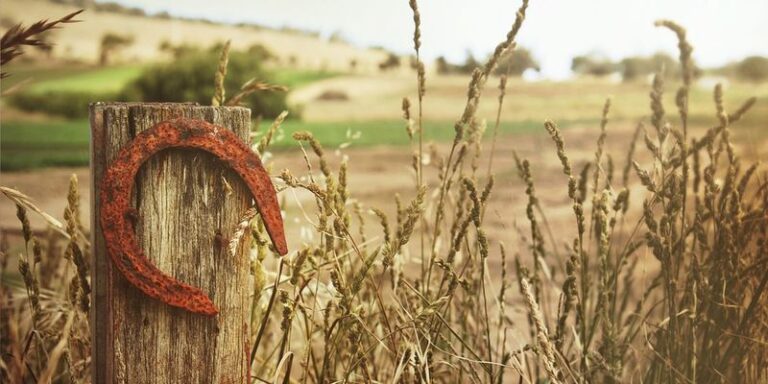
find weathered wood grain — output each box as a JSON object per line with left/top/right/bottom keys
{"left": 90, "top": 103, "right": 253, "bottom": 383}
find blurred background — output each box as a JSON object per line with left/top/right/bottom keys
{"left": 1, "top": 0, "right": 766, "bottom": 237}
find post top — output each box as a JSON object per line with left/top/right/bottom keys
{"left": 88, "top": 102, "right": 250, "bottom": 112}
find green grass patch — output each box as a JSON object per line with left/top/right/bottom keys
{"left": 257, "top": 119, "right": 558, "bottom": 149}
{"left": 2, "top": 65, "right": 328, "bottom": 95}
{"left": 27, "top": 65, "right": 144, "bottom": 94}
{"left": 2, "top": 65, "right": 144, "bottom": 119}
{"left": 1, "top": 120, "right": 91, "bottom": 171}
{"left": 6, "top": 107, "right": 764, "bottom": 172}
{"left": 1, "top": 64, "right": 144, "bottom": 94}
{"left": 1, "top": 65, "right": 94, "bottom": 91}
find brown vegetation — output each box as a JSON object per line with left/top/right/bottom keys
{"left": 1, "top": 1, "right": 767, "bottom": 383}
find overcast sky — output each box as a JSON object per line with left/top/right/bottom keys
{"left": 104, "top": 0, "right": 768, "bottom": 79}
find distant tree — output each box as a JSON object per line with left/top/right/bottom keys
{"left": 460, "top": 51, "right": 480, "bottom": 73}
{"left": 378, "top": 53, "right": 401, "bottom": 71}
{"left": 619, "top": 53, "right": 677, "bottom": 81}
{"left": 246, "top": 43, "right": 275, "bottom": 62}
{"left": 435, "top": 56, "right": 450, "bottom": 74}
{"left": 493, "top": 47, "right": 540, "bottom": 76}
{"left": 571, "top": 54, "right": 618, "bottom": 77}
{"left": 621, "top": 56, "right": 653, "bottom": 82}
{"left": 734, "top": 56, "right": 768, "bottom": 82}
{"left": 51, "top": 0, "right": 95, "bottom": 8}
{"left": 618, "top": 52, "right": 704, "bottom": 82}
{"left": 433, "top": 52, "right": 484, "bottom": 75}
{"left": 158, "top": 40, "right": 172, "bottom": 52}
{"left": 408, "top": 55, "right": 419, "bottom": 70}
{"left": 434, "top": 48, "right": 538, "bottom": 76}
{"left": 157, "top": 40, "right": 197, "bottom": 59}
{"left": 328, "top": 31, "right": 346, "bottom": 43}
{"left": 93, "top": 2, "right": 146, "bottom": 16}
{"left": 99, "top": 32, "right": 133, "bottom": 66}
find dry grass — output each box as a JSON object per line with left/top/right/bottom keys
{"left": 1, "top": 176, "right": 91, "bottom": 382}
{"left": 0, "top": 9, "right": 82, "bottom": 79}
{"left": 2, "top": 1, "right": 767, "bottom": 383}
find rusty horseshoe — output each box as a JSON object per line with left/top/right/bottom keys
{"left": 100, "top": 118, "right": 288, "bottom": 316}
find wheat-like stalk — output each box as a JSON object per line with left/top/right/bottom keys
{"left": 212, "top": 40, "right": 231, "bottom": 106}
{"left": 0, "top": 9, "right": 83, "bottom": 77}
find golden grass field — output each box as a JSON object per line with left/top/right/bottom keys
{"left": 2, "top": 1, "right": 768, "bottom": 382}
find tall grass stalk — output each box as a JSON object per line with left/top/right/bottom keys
{"left": 2, "top": 4, "right": 767, "bottom": 383}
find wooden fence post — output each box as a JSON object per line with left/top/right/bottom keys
{"left": 90, "top": 103, "right": 253, "bottom": 383}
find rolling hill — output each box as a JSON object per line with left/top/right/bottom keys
{"left": 1, "top": 0, "right": 389, "bottom": 73}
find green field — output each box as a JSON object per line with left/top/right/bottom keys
{"left": 1, "top": 64, "right": 144, "bottom": 93}
{"left": 0, "top": 118, "right": 561, "bottom": 171}
{"left": 1, "top": 120, "right": 91, "bottom": 171}
{"left": 2, "top": 64, "right": 765, "bottom": 171}
{"left": 26, "top": 66, "right": 145, "bottom": 94}
{"left": 1, "top": 63, "right": 334, "bottom": 94}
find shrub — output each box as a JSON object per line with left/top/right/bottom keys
{"left": 8, "top": 91, "right": 115, "bottom": 119}
{"left": 734, "top": 56, "right": 768, "bottom": 82}
{"left": 435, "top": 55, "right": 451, "bottom": 74}
{"left": 378, "top": 52, "right": 401, "bottom": 71}
{"left": 157, "top": 40, "right": 199, "bottom": 59}
{"left": 436, "top": 48, "right": 539, "bottom": 76}
{"left": 315, "top": 89, "right": 349, "bottom": 101}
{"left": 434, "top": 52, "right": 481, "bottom": 75}
{"left": 571, "top": 54, "right": 619, "bottom": 77}
{"left": 121, "top": 47, "right": 292, "bottom": 119}
{"left": 619, "top": 52, "right": 677, "bottom": 81}
{"left": 99, "top": 32, "right": 133, "bottom": 66}
{"left": 493, "top": 47, "right": 540, "bottom": 76}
